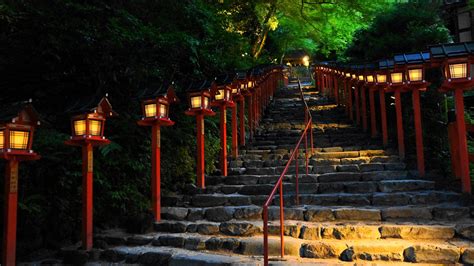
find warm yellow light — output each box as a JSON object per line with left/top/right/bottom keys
{"left": 10, "top": 130, "right": 29, "bottom": 150}
{"left": 248, "top": 81, "right": 253, "bottom": 88}
{"left": 191, "top": 96, "right": 201, "bottom": 109}
{"left": 89, "top": 120, "right": 102, "bottom": 136}
{"left": 74, "top": 120, "right": 86, "bottom": 135}
{"left": 352, "top": 74, "right": 356, "bottom": 79}
{"left": 144, "top": 103, "right": 157, "bottom": 117}
{"left": 366, "top": 75, "right": 374, "bottom": 83}
{"left": 232, "top": 88, "right": 238, "bottom": 94}
{"left": 346, "top": 73, "right": 350, "bottom": 78}
{"left": 376, "top": 74, "right": 387, "bottom": 83}
{"left": 302, "top": 56, "right": 310, "bottom": 67}
{"left": 408, "top": 69, "right": 423, "bottom": 82}
{"left": 158, "top": 104, "right": 167, "bottom": 117}
{"left": 203, "top": 96, "right": 209, "bottom": 108}
{"left": 449, "top": 63, "right": 467, "bottom": 79}
{"left": 240, "top": 83, "right": 246, "bottom": 89}
{"left": 358, "top": 75, "right": 364, "bottom": 81}
{"left": 0, "top": 130, "right": 4, "bottom": 149}
{"left": 215, "top": 89, "right": 225, "bottom": 100}
{"left": 391, "top": 73, "right": 403, "bottom": 83}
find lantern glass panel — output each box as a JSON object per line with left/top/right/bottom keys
{"left": 358, "top": 75, "right": 364, "bottom": 81}
{"left": 144, "top": 103, "right": 157, "bottom": 117}
{"left": 0, "top": 130, "right": 3, "bottom": 149}
{"left": 10, "top": 130, "right": 29, "bottom": 150}
{"left": 376, "top": 74, "right": 387, "bottom": 83}
{"left": 240, "top": 83, "right": 245, "bottom": 89}
{"left": 352, "top": 74, "right": 356, "bottom": 79}
{"left": 191, "top": 96, "right": 201, "bottom": 109}
{"left": 449, "top": 63, "right": 467, "bottom": 79}
{"left": 248, "top": 81, "right": 253, "bottom": 88}
{"left": 158, "top": 104, "right": 167, "bottom": 117}
{"left": 203, "top": 96, "right": 209, "bottom": 109}
{"left": 89, "top": 120, "right": 102, "bottom": 136}
{"left": 232, "top": 88, "right": 238, "bottom": 94}
{"left": 74, "top": 120, "right": 86, "bottom": 135}
{"left": 367, "top": 75, "right": 374, "bottom": 83}
{"left": 391, "top": 73, "right": 403, "bottom": 83}
{"left": 215, "top": 89, "right": 225, "bottom": 100}
{"left": 408, "top": 69, "right": 423, "bottom": 82}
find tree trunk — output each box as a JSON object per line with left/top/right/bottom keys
{"left": 252, "top": 1, "right": 277, "bottom": 59}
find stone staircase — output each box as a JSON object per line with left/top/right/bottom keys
{"left": 67, "top": 85, "right": 474, "bottom": 265}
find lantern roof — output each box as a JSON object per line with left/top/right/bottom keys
{"left": 378, "top": 59, "right": 394, "bottom": 69}
{"left": 214, "top": 73, "right": 236, "bottom": 86}
{"left": 137, "top": 81, "right": 179, "bottom": 104}
{"left": 394, "top": 52, "right": 430, "bottom": 65}
{"left": 186, "top": 79, "right": 212, "bottom": 93}
{"left": 0, "top": 99, "right": 40, "bottom": 125}
{"left": 235, "top": 71, "right": 247, "bottom": 80}
{"left": 430, "top": 41, "right": 474, "bottom": 58}
{"left": 364, "top": 63, "right": 376, "bottom": 70}
{"left": 65, "top": 93, "right": 117, "bottom": 117}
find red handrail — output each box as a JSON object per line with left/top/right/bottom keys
{"left": 262, "top": 80, "right": 313, "bottom": 265}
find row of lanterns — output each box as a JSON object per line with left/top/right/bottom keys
{"left": 314, "top": 41, "right": 474, "bottom": 196}
{"left": 0, "top": 65, "right": 284, "bottom": 265}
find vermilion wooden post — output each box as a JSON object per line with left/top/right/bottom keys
{"left": 82, "top": 142, "right": 93, "bottom": 250}
{"left": 334, "top": 76, "right": 339, "bottom": 105}
{"left": 349, "top": 83, "right": 354, "bottom": 121}
{"left": 394, "top": 89, "right": 405, "bottom": 159}
{"left": 454, "top": 88, "right": 471, "bottom": 193}
{"left": 361, "top": 86, "right": 368, "bottom": 132}
{"left": 196, "top": 114, "right": 205, "bottom": 188}
{"left": 448, "top": 122, "right": 461, "bottom": 178}
{"left": 412, "top": 89, "right": 425, "bottom": 177}
{"left": 239, "top": 98, "right": 245, "bottom": 146}
{"left": 369, "top": 88, "right": 377, "bottom": 138}
{"left": 219, "top": 106, "right": 228, "bottom": 176}
{"left": 379, "top": 89, "right": 388, "bottom": 146}
{"left": 247, "top": 94, "right": 254, "bottom": 140}
{"left": 344, "top": 80, "right": 349, "bottom": 116}
{"left": 231, "top": 104, "right": 238, "bottom": 158}
{"left": 151, "top": 125, "right": 161, "bottom": 220}
{"left": 3, "top": 160, "right": 19, "bottom": 266}
{"left": 355, "top": 85, "right": 360, "bottom": 125}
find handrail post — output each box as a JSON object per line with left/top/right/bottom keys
{"left": 263, "top": 206, "right": 269, "bottom": 266}
{"left": 279, "top": 181, "right": 284, "bottom": 258}
{"left": 305, "top": 129, "right": 309, "bottom": 177}
{"left": 295, "top": 149, "right": 299, "bottom": 205}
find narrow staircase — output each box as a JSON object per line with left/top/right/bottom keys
{"left": 88, "top": 84, "right": 474, "bottom": 265}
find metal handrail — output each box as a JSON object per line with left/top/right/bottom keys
{"left": 262, "top": 79, "right": 313, "bottom": 265}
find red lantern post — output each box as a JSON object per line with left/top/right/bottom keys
{"left": 0, "top": 101, "right": 40, "bottom": 266}
{"left": 387, "top": 70, "right": 407, "bottom": 159}
{"left": 137, "top": 85, "right": 178, "bottom": 222}
{"left": 394, "top": 52, "right": 431, "bottom": 177}
{"left": 430, "top": 42, "right": 474, "bottom": 193}
{"left": 211, "top": 75, "right": 235, "bottom": 176}
{"left": 65, "top": 96, "right": 116, "bottom": 250}
{"left": 185, "top": 82, "right": 215, "bottom": 188}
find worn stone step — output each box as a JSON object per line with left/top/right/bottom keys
{"left": 96, "top": 232, "right": 473, "bottom": 264}
{"left": 161, "top": 202, "right": 467, "bottom": 224}
{"left": 204, "top": 180, "right": 435, "bottom": 196}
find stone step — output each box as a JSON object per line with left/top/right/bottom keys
{"left": 95, "top": 232, "right": 474, "bottom": 264}
{"left": 164, "top": 190, "right": 460, "bottom": 208}
{"left": 204, "top": 180, "right": 434, "bottom": 196}
{"left": 161, "top": 202, "right": 467, "bottom": 223}
{"left": 213, "top": 171, "right": 411, "bottom": 186}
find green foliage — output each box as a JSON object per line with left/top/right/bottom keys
{"left": 345, "top": 2, "right": 452, "bottom": 61}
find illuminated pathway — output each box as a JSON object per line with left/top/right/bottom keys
{"left": 60, "top": 81, "right": 474, "bottom": 265}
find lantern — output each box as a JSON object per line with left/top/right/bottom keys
{"left": 376, "top": 74, "right": 387, "bottom": 84}
{"left": 188, "top": 90, "right": 211, "bottom": 110}
{"left": 366, "top": 74, "right": 374, "bottom": 84}
{"left": 137, "top": 84, "right": 178, "bottom": 222}
{"left": 0, "top": 100, "right": 40, "bottom": 266}
{"left": 389, "top": 71, "right": 405, "bottom": 85}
